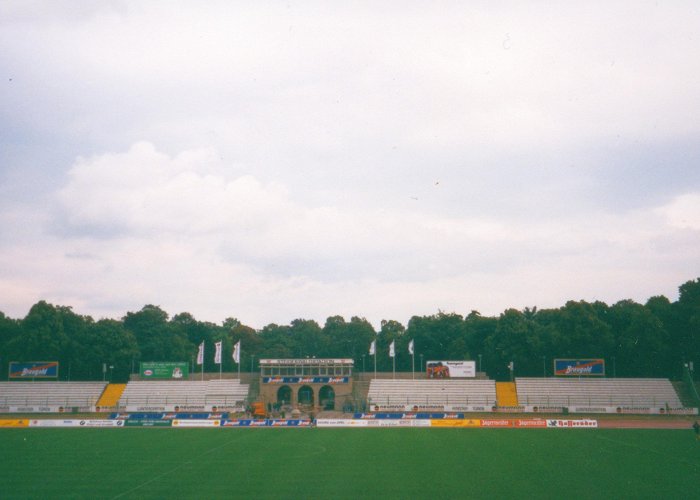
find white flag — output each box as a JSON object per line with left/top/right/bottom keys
{"left": 196, "top": 341, "right": 204, "bottom": 365}
{"left": 369, "top": 340, "right": 376, "bottom": 356}
{"left": 408, "top": 339, "right": 414, "bottom": 355}
{"left": 214, "top": 341, "right": 222, "bottom": 364}
{"left": 233, "top": 340, "right": 241, "bottom": 364}
{"left": 389, "top": 340, "right": 395, "bottom": 358}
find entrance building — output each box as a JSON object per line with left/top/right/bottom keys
{"left": 259, "top": 358, "right": 354, "bottom": 412}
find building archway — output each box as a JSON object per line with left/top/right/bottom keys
{"left": 297, "top": 385, "right": 314, "bottom": 406}
{"left": 319, "top": 385, "right": 335, "bottom": 410}
{"left": 277, "top": 385, "right": 292, "bottom": 405}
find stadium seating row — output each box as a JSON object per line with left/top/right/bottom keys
{"left": 367, "top": 379, "right": 497, "bottom": 406}
{"left": 515, "top": 377, "right": 683, "bottom": 407}
{"left": 0, "top": 381, "right": 107, "bottom": 408}
{"left": 117, "top": 379, "right": 250, "bottom": 407}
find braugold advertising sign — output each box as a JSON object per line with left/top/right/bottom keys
{"left": 426, "top": 361, "right": 476, "bottom": 378}
{"left": 554, "top": 359, "right": 605, "bottom": 376}
{"left": 9, "top": 361, "right": 59, "bottom": 379}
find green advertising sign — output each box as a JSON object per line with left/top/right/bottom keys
{"left": 140, "top": 362, "right": 189, "bottom": 380}
{"left": 124, "top": 420, "right": 173, "bottom": 427}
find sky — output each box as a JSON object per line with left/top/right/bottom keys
{"left": 1, "top": 1, "right": 699, "bottom": 329}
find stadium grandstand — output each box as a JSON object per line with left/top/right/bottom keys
{"left": 117, "top": 379, "right": 249, "bottom": 412}
{"left": 515, "top": 377, "right": 684, "bottom": 408}
{"left": 0, "top": 381, "right": 107, "bottom": 412}
{"left": 367, "top": 379, "right": 497, "bottom": 410}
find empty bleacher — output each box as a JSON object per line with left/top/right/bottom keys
{"left": 0, "top": 381, "right": 107, "bottom": 409}
{"left": 515, "top": 377, "right": 683, "bottom": 408}
{"left": 118, "top": 379, "right": 249, "bottom": 408}
{"left": 367, "top": 379, "right": 497, "bottom": 406}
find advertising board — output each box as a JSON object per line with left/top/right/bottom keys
{"left": 370, "top": 403, "right": 491, "bottom": 413}
{"left": 124, "top": 420, "right": 172, "bottom": 427}
{"left": 554, "top": 359, "right": 605, "bottom": 376}
{"left": 480, "top": 419, "right": 513, "bottom": 428}
{"left": 123, "top": 404, "right": 244, "bottom": 412}
{"left": 139, "top": 362, "right": 188, "bottom": 379}
{"left": 27, "top": 420, "right": 124, "bottom": 427}
{"left": 0, "top": 419, "right": 29, "bottom": 427}
{"left": 9, "top": 361, "right": 59, "bottom": 379}
{"left": 262, "top": 377, "right": 349, "bottom": 384}
{"left": 430, "top": 419, "right": 481, "bottom": 428}
{"left": 546, "top": 419, "right": 598, "bottom": 428}
{"left": 172, "top": 419, "right": 220, "bottom": 427}
{"left": 316, "top": 419, "right": 369, "bottom": 427}
{"left": 426, "top": 360, "right": 475, "bottom": 378}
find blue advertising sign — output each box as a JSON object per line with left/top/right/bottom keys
{"left": 262, "top": 376, "right": 349, "bottom": 384}
{"left": 9, "top": 361, "right": 59, "bottom": 379}
{"left": 554, "top": 359, "right": 605, "bottom": 376}
{"left": 221, "top": 419, "right": 311, "bottom": 427}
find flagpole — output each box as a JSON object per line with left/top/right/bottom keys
{"left": 374, "top": 351, "right": 377, "bottom": 380}
{"left": 412, "top": 352, "right": 415, "bottom": 380}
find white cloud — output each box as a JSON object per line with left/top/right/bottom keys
{"left": 2, "top": 2, "right": 700, "bottom": 326}
{"left": 658, "top": 193, "right": 700, "bottom": 230}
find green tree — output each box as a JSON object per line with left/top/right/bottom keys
{"left": 123, "top": 305, "right": 190, "bottom": 365}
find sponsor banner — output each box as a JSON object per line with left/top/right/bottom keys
{"left": 568, "top": 406, "right": 611, "bottom": 414}
{"left": 371, "top": 404, "right": 492, "bottom": 413}
{"left": 124, "top": 420, "right": 173, "bottom": 427}
{"left": 316, "top": 419, "right": 368, "bottom": 427}
{"left": 263, "top": 377, "right": 349, "bottom": 384}
{"left": 28, "top": 420, "right": 124, "bottom": 427}
{"left": 665, "top": 408, "right": 698, "bottom": 415}
{"left": 515, "top": 419, "right": 547, "bottom": 428}
{"left": 221, "top": 419, "right": 311, "bottom": 427}
{"left": 140, "top": 362, "right": 189, "bottom": 380}
{"left": 124, "top": 404, "right": 244, "bottom": 412}
{"left": 524, "top": 405, "right": 565, "bottom": 414}
{"left": 431, "top": 419, "right": 481, "bottom": 428}
{"left": 29, "top": 419, "right": 81, "bottom": 427}
{"left": 172, "top": 419, "right": 220, "bottom": 427}
{"left": 546, "top": 419, "right": 598, "bottom": 428}
{"left": 1, "top": 405, "right": 94, "bottom": 413}
{"left": 426, "top": 360, "right": 476, "bottom": 378}
{"left": 554, "top": 359, "right": 605, "bottom": 376}
{"left": 492, "top": 406, "right": 526, "bottom": 413}
{"left": 0, "top": 419, "right": 29, "bottom": 428}
{"left": 365, "top": 419, "right": 430, "bottom": 428}
{"left": 260, "top": 359, "right": 353, "bottom": 366}
{"left": 78, "top": 420, "right": 124, "bottom": 427}
{"left": 480, "top": 419, "right": 513, "bottom": 428}
{"left": 9, "top": 361, "right": 59, "bottom": 379}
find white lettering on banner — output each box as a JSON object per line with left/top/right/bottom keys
{"left": 21, "top": 367, "right": 49, "bottom": 376}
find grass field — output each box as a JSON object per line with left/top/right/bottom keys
{"left": 1, "top": 428, "right": 699, "bottom": 499}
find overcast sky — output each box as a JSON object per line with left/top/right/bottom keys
{"left": 1, "top": 1, "right": 699, "bottom": 328}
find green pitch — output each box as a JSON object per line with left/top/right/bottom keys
{"left": 1, "top": 428, "right": 699, "bottom": 499}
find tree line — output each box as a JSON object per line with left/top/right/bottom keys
{"left": 0, "top": 278, "right": 698, "bottom": 382}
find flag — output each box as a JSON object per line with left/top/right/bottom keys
{"left": 196, "top": 341, "right": 204, "bottom": 365}
{"left": 369, "top": 340, "right": 376, "bottom": 356}
{"left": 389, "top": 340, "right": 395, "bottom": 358}
{"left": 408, "top": 339, "right": 414, "bottom": 355}
{"left": 214, "top": 341, "right": 222, "bottom": 364}
{"left": 233, "top": 340, "right": 241, "bottom": 364}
